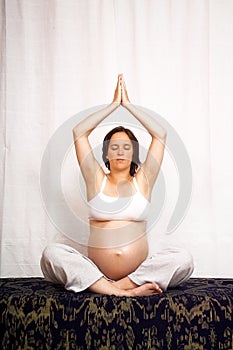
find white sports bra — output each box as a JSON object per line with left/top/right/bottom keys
{"left": 88, "top": 176, "right": 150, "bottom": 221}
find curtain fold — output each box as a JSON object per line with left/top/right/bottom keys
{"left": 0, "top": 0, "right": 232, "bottom": 277}
{"left": 0, "top": 0, "right": 6, "bottom": 268}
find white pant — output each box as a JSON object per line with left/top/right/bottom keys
{"left": 40, "top": 242, "right": 194, "bottom": 293}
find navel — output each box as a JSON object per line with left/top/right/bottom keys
{"left": 115, "top": 250, "right": 123, "bottom": 257}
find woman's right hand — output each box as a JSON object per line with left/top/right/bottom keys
{"left": 112, "top": 74, "right": 123, "bottom": 104}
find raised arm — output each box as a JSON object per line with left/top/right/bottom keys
{"left": 73, "top": 77, "right": 121, "bottom": 197}
{"left": 121, "top": 76, "right": 167, "bottom": 194}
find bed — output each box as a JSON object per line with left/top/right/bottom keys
{"left": 0, "top": 277, "right": 232, "bottom": 349}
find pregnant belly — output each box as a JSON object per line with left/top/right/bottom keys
{"left": 88, "top": 220, "right": 148, "bottom": 280}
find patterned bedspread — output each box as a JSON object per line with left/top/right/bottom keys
{"left": 0, "top": 278, "right": 233, "bottom": 349}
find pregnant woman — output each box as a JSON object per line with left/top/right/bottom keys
{"left": 41, "top": 75, "right": 193, "bottom": 296}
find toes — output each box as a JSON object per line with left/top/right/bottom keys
{"left": 151, "top": 283, "right": 163, "bottom": 293}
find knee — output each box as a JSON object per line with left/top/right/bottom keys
{"left": 176, "top": 247, "right": 194, "bottom": 277}
{"left": 41, "top": 244, "right": 56, "bottom": 262}
{"left": 41, "top": 243, "right": 65, "bottom": 265}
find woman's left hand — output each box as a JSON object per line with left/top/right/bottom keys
{"left": 121, "top": 75, "right": 131, "bottom": 105}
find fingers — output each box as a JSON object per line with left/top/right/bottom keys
{"left": 121, "top": 77, "right": 130, "bottom": 104}
{"left": 118, "top": 73, "right": 124, "bottom": 91}
{"left": 112, "top": 74, "right": 122, "bottom": 103}
{"left": 113, "top": 74, "right": 130, "bottom": 104}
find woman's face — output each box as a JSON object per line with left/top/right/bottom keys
{"left": 107, "top": 132, "right": 133, "bottom": 171}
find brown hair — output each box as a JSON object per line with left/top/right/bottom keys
{"left": 102, "top": 126, "right": 141, "bottom": 176}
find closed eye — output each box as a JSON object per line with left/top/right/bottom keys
{"left": 110, "top": 143, "right": 132, "bottom": 151}
{"left": 124, "top": 144, "right": 131, "bottom": 150}
{"left": 110, "top": 144, "right": 119, "bottom": 150}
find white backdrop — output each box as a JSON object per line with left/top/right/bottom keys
{"left": 0, "top": 0, "right": 232, "bottom": 278}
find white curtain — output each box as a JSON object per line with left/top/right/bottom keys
{"left": 0, "top": 0, "right": 232, "bottom": 278}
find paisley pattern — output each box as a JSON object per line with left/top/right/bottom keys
{"left": 0, "top": 278, "right": 233, "bottom": 349}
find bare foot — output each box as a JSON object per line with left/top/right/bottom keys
{"left": 113, "top": 277, "right": 163, "bottom": 295}
{"left": 127, "top": 283, "right": 163, "bottom": 296}
{"left": 88, "top": 277, "right": 130, "bottom": 297}
{"left": 113, "top": 276, "right": 138, "bottom": 290}
{"left": 88, "top": 278, "right": 163, "bottom": 297}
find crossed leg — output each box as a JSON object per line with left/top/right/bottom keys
{"left": 41, "top": 243, "right": 193, "bottom": 296}
{"left": 88, "top": 276, "right": 163, "bottom": 296}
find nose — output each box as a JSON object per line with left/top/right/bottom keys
{"left": 117, "top": 146, "right": 124, "bottom": 156}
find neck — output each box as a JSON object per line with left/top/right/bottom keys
{"left": 108, "top": 170, "right": 132, "bottom": 184}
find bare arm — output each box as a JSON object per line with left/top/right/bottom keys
{"left": 121, "top": 77, "right": 167, "bottom": 193}
{"left": 73, "top": 103, "right": 119, "bottom": 141}
{"left": 73, "top": 78, "right": 121, "bottom": 196}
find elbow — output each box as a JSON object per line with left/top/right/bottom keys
{"left": 72, "top": 127, "right": 78, "bottom": 140}
{"left": 163, "top": 130, "right": 167, "bottom": 141}
{"left": 159, "top": 129, "right": 167, "bottom": 143}
{"left": 72, "top": 126, "right": 91, "bottom": 140}
{"left": 72, "top": 126, "right": 83, "bottom": 141}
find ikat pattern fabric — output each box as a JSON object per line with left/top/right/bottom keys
{"left": 0, "top": 278, "right": 233, "bottom": 349}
